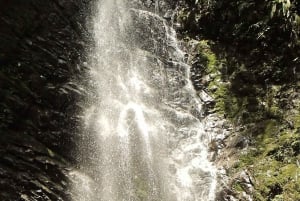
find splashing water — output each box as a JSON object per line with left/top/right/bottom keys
{"left": 71, "top": 0, "right": 218, "bottom": 200}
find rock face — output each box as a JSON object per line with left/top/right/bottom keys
{"left": 172, "top": 0, "right": 300, "bottom": 200}
{"left": 0, "top": 0, "right": 91, "bottom": 200}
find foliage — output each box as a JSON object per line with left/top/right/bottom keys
{"left": 180, "top": 1, "right": 300, "bottom": 199}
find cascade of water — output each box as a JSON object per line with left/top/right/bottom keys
{"left": 155, "top": 0, "right": 159, "bottom": 14}
{"left": 71, "top": 0, "right": 218, "bottom": 200}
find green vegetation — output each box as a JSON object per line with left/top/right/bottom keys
{"left": 234, "top": 120, "right": 300, "bottom": 200}
{"left": 179, "top": 0, "right": 300, "bottom": 197}
{"left": 196, "top": 40, "right": 217, "bottom": 74}
{"left": 201, "top": 43, "right": 300, "bottom": 199}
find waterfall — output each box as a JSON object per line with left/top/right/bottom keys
{"left": 71, "top": 0, "right": 218, "bottom": 200}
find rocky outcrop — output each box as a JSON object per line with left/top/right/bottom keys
{"left": 0, "top": 0, "right": 91, "bottom": 200}
{"left": 173, "top": 0, "right": 300, "bottom": 200}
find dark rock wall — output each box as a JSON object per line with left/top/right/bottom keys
{"left": 0, "top": 0, "right": 91, "bottom": 200}
{"left": 175, "top": 0, "right": 300, "bottom": 85}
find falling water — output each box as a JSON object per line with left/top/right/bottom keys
{"left": 71, "top": 0, "right": 218, "bottom": 200}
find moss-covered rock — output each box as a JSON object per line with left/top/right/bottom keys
{"left": 182, "top": 23, "right": 300, "bottom": 200}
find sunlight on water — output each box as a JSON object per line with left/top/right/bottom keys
{"left": 71, "top": 0, "right": 219, "bottom": 200}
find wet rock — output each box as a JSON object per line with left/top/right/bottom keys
{"left": 237, "top": 170, "right": 254, "bottom": 194}
{"left": 198, "top": 90, "right": 214, "bottom": 104}
{"left": 230, "top": 136, "right": 250, "bottom": 149}
{"left": 163, "top": 10, "right": 173, "bottom": 20}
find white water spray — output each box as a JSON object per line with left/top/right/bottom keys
{"left": 71, "top": 0, "right": 218, "bottom": 200}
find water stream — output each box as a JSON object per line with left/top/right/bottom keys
{"left": 71, "top": 0, "right": 218, "bottom": 200}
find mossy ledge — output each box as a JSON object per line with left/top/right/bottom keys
{"left": 175, "top": 0, "right": 300, "bottom": 199}
{"left": 185, "top": 38, "right": 300, "bottom": 200}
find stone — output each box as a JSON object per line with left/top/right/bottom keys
{"left": 0, "top": 0, "right": 91, "bottom": 199}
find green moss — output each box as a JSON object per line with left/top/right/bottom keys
{"left": 198, "top": 40, "right": 240, "bottom": 119}
{"left": 233, "top": 181, "right": 244, "bottom": 192}
{"left": 280, "top": 164, "right": 298, "bottom": 181}
{"left": 211, "top": 81, "right": 253, "bottom": 122}
{"left": 262, "top": 120, "right": 278, "bottom": 143}
{"left": 238, "top": 152, "right": 257, "bottom": 167}
{"left": 197, "top": 40, "right": 218, "bottom": 73}
{"left": 269, "top": 105, "right": 281, "bottom": 117}
{"left": 194, "top": 37, "right": 300, "bottom": 200}
{"left": 264, "top": 85, "right": 284, "bottom": 118}
{"left": 212, "top": 83, "right": 228, "bottom": 113}
{"left": 251, "top": 158, "right": 300, "bottom": 200}
{"left": 202, "top": 44, "right": 262, "bottom": 123}
{"left": 278, "top": 132, "right": 292, "bottom": 141}
{"left": 233, "top": 119, "right": 300, "bottom": 200}
{"left": 293, "top": 114, "right": 300, "bottom": 129}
